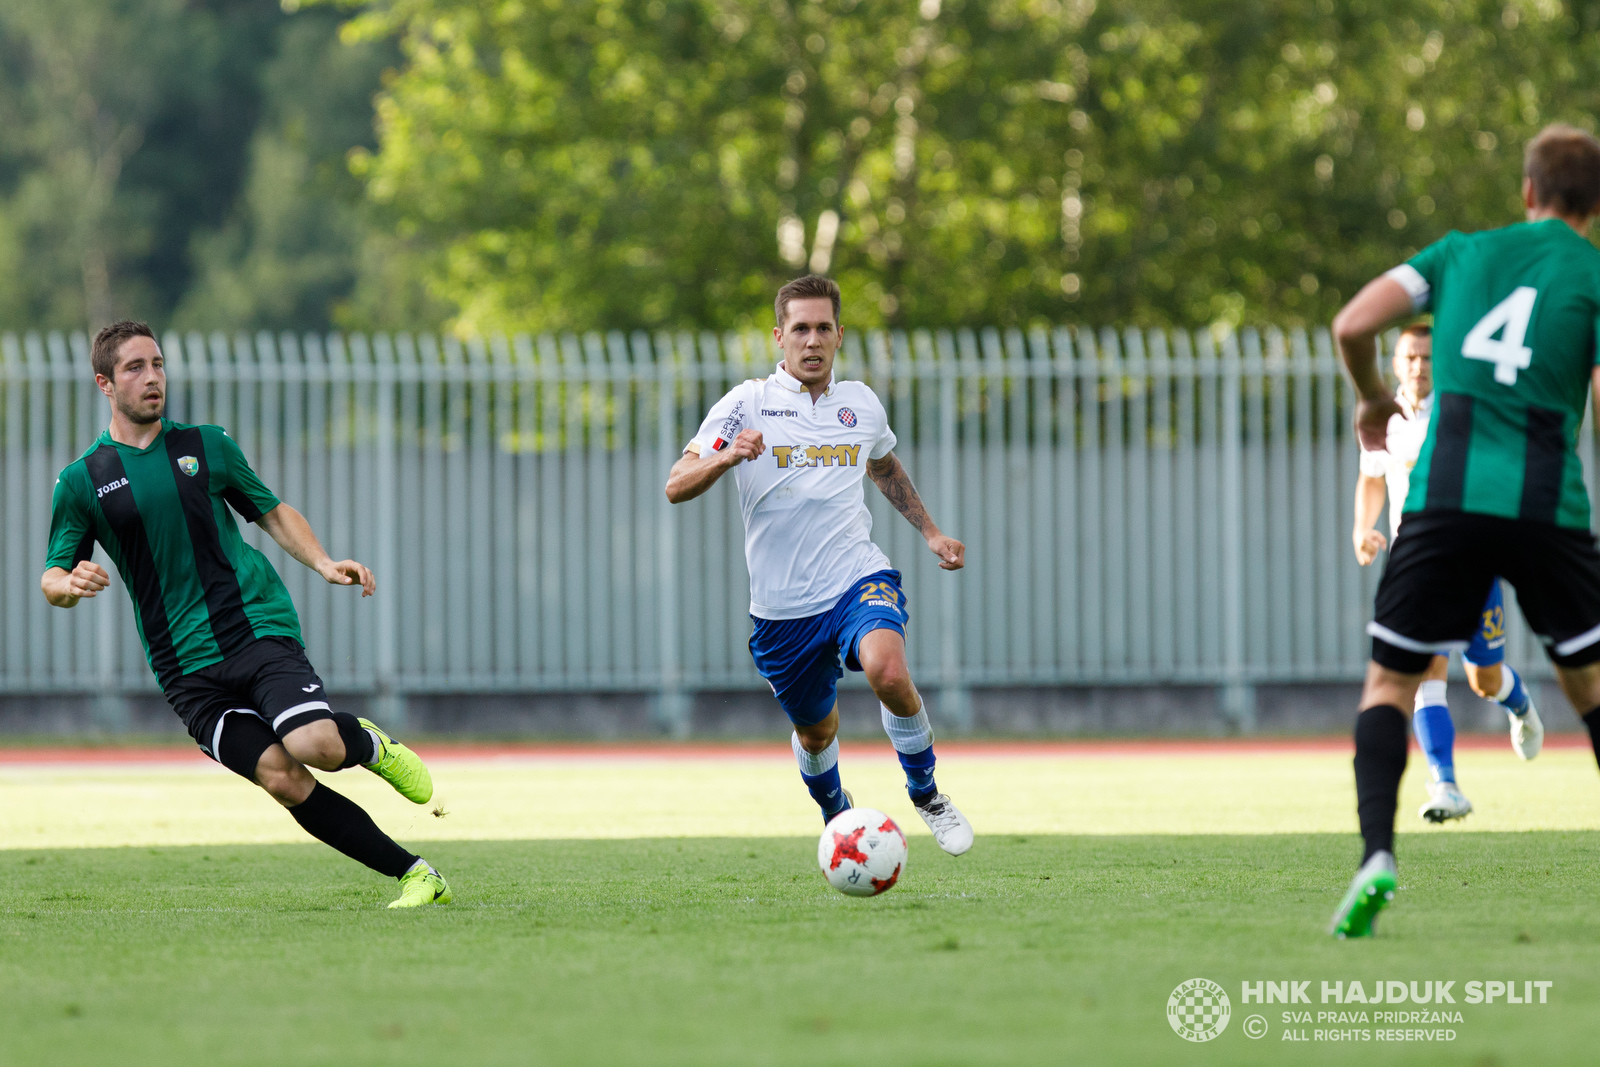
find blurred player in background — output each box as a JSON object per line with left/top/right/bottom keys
{"left": 1352, "top": 323, "right": 1543, "bottom": 825}
{"left": 665, "top": 275, "right": 974, "bottom": 855}
{"left": 1330, "top": 124, "right": 1600, "bottom": 937}
{"left": 42, "top": 321, "right": 451, "bottom": 909}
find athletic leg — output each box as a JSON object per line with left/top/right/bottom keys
{"left": 857, "top": 628, "right": 937, "bottom": 804}
{"left": 1411, "top": 655, "right": 1473, "bottom": 824}
{"left": 247, "top": 637, "right": 432, "bottom": 803}
{"left": 1461, "top": 579, "right": 1542, "bottom": 759}
{"left": 842, "top": 572, "right": 971, "bottom": 855}
{"left": 792, "top": 705, "right": 850, "bottom": 820}
{"left": 1410, "top": 655, "right": 1454, "bottom": 785}
{"left": 749, "top": 613, "right": 852, "bottom": 821}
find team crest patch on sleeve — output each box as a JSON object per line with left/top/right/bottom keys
{"left": 176, "top": 456, "right": 199, "bottom": 477}
{"left": 837, "top": 407, "right": 856, "bottom": 427}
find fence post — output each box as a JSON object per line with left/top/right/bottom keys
{"left": 935, "top": 332, "right": 971, "bottom": 732}
{"left": 371, "top": 333, "right": 404, "bottom": 730}
{"left": 1218, "top": 329, "right": 1256, "bottom": 731}
{"left": 653, "top": 335, "right": 690, "bottom": 737}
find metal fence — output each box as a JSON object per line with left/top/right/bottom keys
{"left": 0, "top": 326, "right": 1584, "bottom": 726}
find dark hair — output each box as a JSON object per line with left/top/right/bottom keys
{"left": 91, "top": 320, "right": 156, "bottom": 379}
{"left": 775, "top": 275, "right": 841, "bottom": 330}
{"left": 1399, "top": 323, "right": 1431, "bottom": 340}
{"left": 1524, "top": 124, "right": 1600, "bottom": 217}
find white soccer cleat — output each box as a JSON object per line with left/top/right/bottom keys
{"left": 916, "top": 794, "right": 974, "bottom": 856}
{"left": 1509, "top": 703, "right": 1544, "bottom": 761}
{"left": 1419, "top": 780, "right": 1473, "bottom": 824}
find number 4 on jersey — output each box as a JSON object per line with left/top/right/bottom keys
{"left": 1461, "top": 286, "right": 1538, "bottom": 385}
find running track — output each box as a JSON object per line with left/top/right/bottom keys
{"left": 0, "top": 734, "right": 1586, "bottom": 765}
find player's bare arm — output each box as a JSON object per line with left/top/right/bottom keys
{"left": 1352, "top": 473, "right": 1388, "bottom": 566}
{"left": 1333, "top": 276, "right": 1416, "bottom": 450}
{"left": 865, "top": 452, "right": 964, "bottom": 570}
{"left": 664, "top": 428, "right": 765, "bottom": 503}
{"left": 40, "top": 561, "right": 111, "bottom": 608}
{"left": 256, "top": 503, "right": 375, "bottom": 596}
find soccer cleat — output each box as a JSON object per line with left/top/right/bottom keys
{"left": 359, "top": 717, "right": 433, "bottom": 804}
{"left": 388, "top": 860, "right": 452, "bottom": 909}
{"left": 1419, "top": 780, "right": 1473, "bottom": 823}
{"left": 1510, "top": 702, "right": 1544, "bottom": 761}
{"left": 916, "top": 793, "right": 974, "bottom": 856}
{"left": 1329, "top": 850, "right": 1397, "bottom": 938}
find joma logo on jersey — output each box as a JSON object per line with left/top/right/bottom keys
{"left": 96, "top": 477, "right": 129, "bottom": 499}
{"left": 772, "top": 444, "right": 861, "bottom": 468}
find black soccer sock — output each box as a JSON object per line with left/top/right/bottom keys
{"left": 332, "top": 712, "right": 376, "bottom": 770}
{"left": 1582, "top": 708, "right": 1600, "bottom": 771}
{"left": 1353, "top": 704, "right": 1409, "bottom": 865}
{"left": 289, "top": 782, "right": 417, "bottom": 879}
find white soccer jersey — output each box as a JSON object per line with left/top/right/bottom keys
{"left": 1358, "top": 391, "right": 1433, "bottom": 539}
{"left": 686, "top": 362, "right": 898, "bottom": 619}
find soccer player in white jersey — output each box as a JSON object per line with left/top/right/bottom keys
{"left": 665, "top": 275, "right": 974, "bottom": 855}
{"left": 1353, "top": 323, "right": 1544, "bottom": 824}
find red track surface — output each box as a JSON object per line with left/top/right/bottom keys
{"left": 0, "top": 734, "right": 1586, "bottom": 764}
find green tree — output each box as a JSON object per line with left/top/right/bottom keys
{"left": 335, "top": 0, "right": 1600, "bottom": 334}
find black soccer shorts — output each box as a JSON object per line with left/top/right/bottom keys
{"left": 163, "top": 635, "right": 335, "bottom": 779}
{"left": 1369, "top": 511, "right": 1600, "bottom": 673}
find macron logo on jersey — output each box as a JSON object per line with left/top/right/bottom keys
{"left": 761, "top": 408, "right": 799, "bottom": 417}
{"left": 96, "top": 477, "right": 129, "bottom": 499}
{"left": 773, "top": 444, "right": 861, "bottom": 468}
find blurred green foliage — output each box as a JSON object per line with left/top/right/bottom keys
{"left": 6, "top": 0, "right": 1600, "bottom": 334}
{"left": 339, "top": 0, "right": 1600, "bottom": 334}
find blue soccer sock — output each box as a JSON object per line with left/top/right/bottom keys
{"left": 791, "top": 733, "right": 848, "bottom": 818}
{"left": 880, "top": 702, "right": 938, "bottom": 805}
{"left": 1411, "top": 679, "right": 1456, "bottom": 784}
{"left": 1494, "top": 666, "right": 1531, "bottom": 716}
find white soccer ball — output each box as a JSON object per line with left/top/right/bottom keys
{"left": 817, "top": 807, "right": 908, "bottom": 896}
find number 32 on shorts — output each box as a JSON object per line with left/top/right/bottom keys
{"left": 1462, "top": 286, "right": 1537, "bottom": 385}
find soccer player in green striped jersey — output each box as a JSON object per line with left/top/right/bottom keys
{"left": 41, "top": 321, "right": 450, "bottom": 909}
{"left": 1328, "top": 124, "right": 1600, "bottom": 938}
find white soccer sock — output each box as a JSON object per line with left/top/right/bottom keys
{"left": 1494, "top": 669, "right": 1516, "bottom": 703}
{"left": 792, "top": 732, "right": 839, "bottom": 776}
{"left": 1414, "top": 679, "right": 1448, "bottom": 711}
{"left": 364, "top": 728, "right": 383, "bottom": 766}
{"left": 881, "top": 702, "right": 934, "bottom": 754}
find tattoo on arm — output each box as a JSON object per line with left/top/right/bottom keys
{"left": 867, "top": 454, "right": 931, "bottom": 534}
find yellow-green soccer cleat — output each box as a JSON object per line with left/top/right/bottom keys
{"left": 1329, "top": 850, "right": 1398, "bottom": 939}
{"left": 359, "top": 717, "right": 433, "bottom": 804}
{"left": 388, "top": 860, "right": 452, "bottom": 909}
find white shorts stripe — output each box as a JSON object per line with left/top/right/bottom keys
{"left": 1554, "top": 622, "right": 1600, "bottom": 658}
{"left": 272, "top": 700, "right": 330, "bottom": 730}
{"left": 1366, "top": 621, "right": 1468, "bottom": 655}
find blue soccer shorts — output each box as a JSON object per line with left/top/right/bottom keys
{"left": 748, "top": 569, "right": 909, "bottom": 727}
{"left": 1463, "top": 578, "right": 1507, "bottom": 667}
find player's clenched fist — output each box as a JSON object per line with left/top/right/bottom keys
{"left": 64, "top": 561, "right": 110, "bottom": 598}
{"left": 1353, "top": 528, "right": 1387, "bottom": 567}
{"left": 721, "top": 428, "right": 765, "bottom": 465}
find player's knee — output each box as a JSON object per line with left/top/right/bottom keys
{"left": 795, "top": 721, "right": 837, "bottom": 753}
{"left": 281, "top": 719, "right": 345, "bottom": 772}
{"left": 256, "top": 757, "right": 316, "bottom": 807}
{"left": 1466, "top": 664, "right": 1502, "bottom": 700}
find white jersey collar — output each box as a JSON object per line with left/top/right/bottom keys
{"left": 1399, "top": 390, "right": 1433, "bottom": 420}
{"left": 772, "top": 361, "right": 835, "bottom": 398}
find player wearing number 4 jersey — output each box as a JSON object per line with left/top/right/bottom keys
{"left": 1352, "top": 324, "right": 1542, "bottom": 826}
{"left": 665, "top": 275, "right": 973, "bottom": 856}
{"left": 42, "top": 321, "right": 449, "bottom": 909}
{"left": 1329, "top": 124, "right": 1600, "bottom": 938}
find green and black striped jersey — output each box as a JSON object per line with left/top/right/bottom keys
{"left": 1387, "top": 219, "right": 1600, "bottom": 529}
{"left": 45, "top": 420, "right": 302, "bottom": 687}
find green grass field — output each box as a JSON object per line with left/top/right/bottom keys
{"left": 3, "top": 745, "right": 1599, "bottom": 1065}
